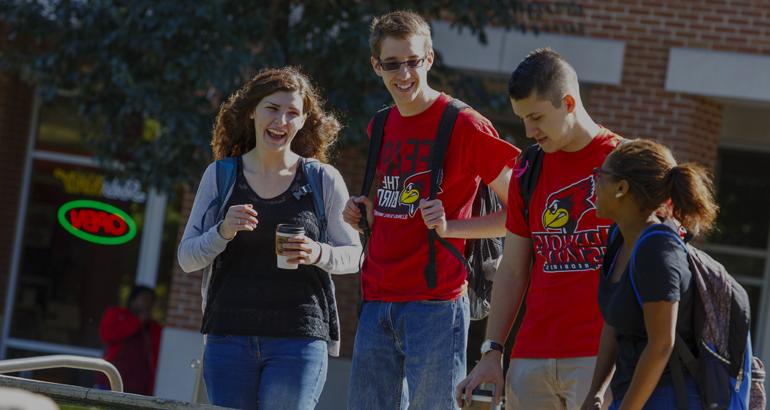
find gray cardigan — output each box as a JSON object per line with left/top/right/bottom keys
{"left": 177, "top": 159, "right": 362, "bottom": 356}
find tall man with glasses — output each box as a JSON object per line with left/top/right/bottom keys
{"left": 342, "top": 10, "right": 519, "bottom": 410}
{"left": 456, "top": 48, "right": 623, "bottom": 410}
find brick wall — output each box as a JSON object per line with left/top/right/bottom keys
{"left": 0, "top": 74, "right": 32, "bottom": 313}
{"left": 328, "top": 146, "right": 366, "bottom": 358}
{"left": 166, "top": 188, "right": 203, "bottom": 330}
{"left": 578, "top": 0, "right": 769, "bottom": 167}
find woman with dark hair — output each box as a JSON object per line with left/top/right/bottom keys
{"left": 178, "top": 67, "right": 361, "bottom": 409}
{"left": 581, "top": 138, "right": 718, "bottom": 409}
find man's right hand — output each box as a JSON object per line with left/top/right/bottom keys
{"left": 455, "top": 351, "right": 505, "bottom": 408}
{"left": 343, "top": 196, "right": 373, "bottom": 233}
{"left": 580, "top": 394, "right": 603, "bottom": 410}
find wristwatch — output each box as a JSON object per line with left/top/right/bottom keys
{"left": 480, "top": 339, "right": 504, "bottom": 355}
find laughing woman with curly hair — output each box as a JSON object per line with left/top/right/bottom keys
{"left": 178, "top": 67, "right": 361, "bottom": 410}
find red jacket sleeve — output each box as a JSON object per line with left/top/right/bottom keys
{"left": 99, "top": 307, "right": 142, "bottom": 344}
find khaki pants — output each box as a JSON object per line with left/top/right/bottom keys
{"left": 505, "top": 357, "right": 610, "bottom": 410}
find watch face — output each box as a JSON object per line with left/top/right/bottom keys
{"left": 481, "top": 340, "right": 501, "bottom": 354}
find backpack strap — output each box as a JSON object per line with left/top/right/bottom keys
{"left": 355, "top": 106, "right": 391, "bottom": 316}
{"left": 516, "top": 144, "right": 544, "bottom": 222}
{"left": 667, "top": 332, "right": 699, "bottom": 410}
{"left": 215, "top": 157, "right": 238, "bottom": 212}
{"left": 627, "top": 226, "right": 686, "bottom": 307}
{"left": 668, "top": 345, "right": 690, "bottom": 410}
{"left": 627, "top": 225, "right": 692, "bottom": 410}
{"left": 302, "top": 158, "right": 328, "bottom": 243}
{"left": 425, "top": 99, "right": 469, "bottom": 289}
{"left": 608, "top": 224, "right": 620, "bottom": 244}
{"left": 358, "top": 106, "right": 391, "bottom": 237}
{"left": 195, "top": 157, "right": 237, "bottom": 234}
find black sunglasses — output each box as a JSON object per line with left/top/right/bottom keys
{"left": 592, "top": 167, "right": 618, "bottom": 180}
{"left": 377, "top": 57, "right": 426, "bottom": 72}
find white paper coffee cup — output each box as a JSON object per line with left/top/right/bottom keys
{"left": 275, "top": 224, "right": 304, "bottom": 269}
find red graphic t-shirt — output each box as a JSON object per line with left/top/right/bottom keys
{"left": 506, "top": 130, "right": 622, "bottom": 358}
{"left": 362, "top": 94, "right": 520, "bottom": 302}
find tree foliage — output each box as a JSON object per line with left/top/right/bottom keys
{"left": 1, "top": 0, "right": 565, "bottom": 191}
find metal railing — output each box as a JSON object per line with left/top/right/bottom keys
{"left": 0, "top": 354, "right": 123, "bottom": 392}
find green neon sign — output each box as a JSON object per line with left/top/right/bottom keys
{"left": 57, "top": 199, "right": 137, "bottom": 245}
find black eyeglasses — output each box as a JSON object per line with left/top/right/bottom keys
{"left": 377, "top": 57, "right": 426, "bottom": 72}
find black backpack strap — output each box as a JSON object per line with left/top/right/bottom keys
{"left": 425, "top": 99, "right": 469, "bottom": 289}
{"left": 359, "top": 106, "right": 391, "bottom": 237}
{"left": 517, "top": 144, "right": 544, "bottom": 222}
{"left": 668, "top": 344, "right": 689, "bottom": 410}
{"left": 356, "top": 107, "right": 390, "bottom": 316}
{"left": 668, "top": 333, "right": 699, "bottom": 410}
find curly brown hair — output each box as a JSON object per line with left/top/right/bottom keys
{"left": 211, "top": 67, "right": 340, "bottom": 162}
{"left": 605, "top": 138, "right": 719, "bottom": 236}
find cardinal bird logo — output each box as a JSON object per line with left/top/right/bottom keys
{"left": 399, "top": 170, "right": 442, "bottom": 217}
{"left": 541, "top": 176, "right": 596, "bottom": 234}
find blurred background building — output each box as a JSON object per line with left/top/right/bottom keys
{"left": 1, "top": 1, "right": 769, "bottom": 406}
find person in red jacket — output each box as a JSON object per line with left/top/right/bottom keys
{"left": 96, "top": 285, "right": 162, "bottom": 395}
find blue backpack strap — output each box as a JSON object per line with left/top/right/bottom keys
{"left": 302, "top": 158, "right": 328, "bottom": 243}
{"left": 194, "top": 157, "right": 237, "bottom": 234}
{"left": 626, "top": 225, "right": 692, "bottom": 410}
{"left": 628, "top": 225, "right": 687, "bottom": 307}
{"left": 608, "top": 223, "right": 620, "bottom": 244}
{"left": 215, "top": 157, "right": 238, "bottom": 215}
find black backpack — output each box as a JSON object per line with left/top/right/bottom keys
{"left": 359, "top": 99, "right": 543, "bottom": 320}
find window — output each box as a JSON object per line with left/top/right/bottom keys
{"left": 704, "top": 147, "right": 770, "bottom": 338}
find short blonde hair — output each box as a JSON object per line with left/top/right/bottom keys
{"left": 369, "top": 10, "right": 432, "bottom": 59}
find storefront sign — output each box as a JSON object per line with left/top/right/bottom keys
{"left": 53, "top": 168, "right": 146, "bottom": 203}
{"left": 57, "top": 200, "right": 137, "bottom": 245}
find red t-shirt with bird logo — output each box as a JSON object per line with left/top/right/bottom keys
{"left": 506, "top": 129, "right": 622, "bottom": 359}
{"left": 362, "top": 94, "right": 520, "bottom": 302}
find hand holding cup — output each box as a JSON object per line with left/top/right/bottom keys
{"left": 281, "top": 234, "right": 322, "bottom": 266}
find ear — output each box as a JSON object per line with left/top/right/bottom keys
{"left": 563, "top": 94, "right": 576, "bottom": 113}
{"left": 424, "top": 49, "right": 435, "bottom": 71}
{"left": 371, "top": 56, "right": 383, "bottom": 78}
{"left": 616, "top": 179, "right": 630, "bottom": 198}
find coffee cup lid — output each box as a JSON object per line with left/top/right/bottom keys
{"left": 276, "top": 224, "right": 305, "bottom": 234}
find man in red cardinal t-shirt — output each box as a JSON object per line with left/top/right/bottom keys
{"left": 457, "top": 49, "right": 623, "bottom": 410}
{"left": 342, "top": 11, "right": 519, "bottom": 410}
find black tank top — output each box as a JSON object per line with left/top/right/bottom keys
{"left": 201, "top": 157, "right": 330, "bottom": 340}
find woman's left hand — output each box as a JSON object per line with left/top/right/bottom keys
{"left": 282, "top": 235, "right": 322, "bottom": 265}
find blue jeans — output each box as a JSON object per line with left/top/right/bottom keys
{"left": 348, "top": 294, "right": 470, "bottom": 410}
{"left": 609, "top": 377, "right": 700, "bottom": 409}
{"left": 203, "top": 335, "right": 328, "bottom": 410}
